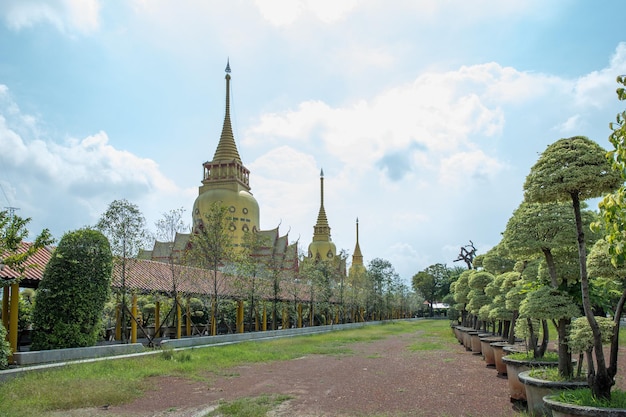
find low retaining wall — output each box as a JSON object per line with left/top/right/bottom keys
{"left": 160, "top": 321, "right": 370, "bottom": 350}
{"left": 13, "top": 343, "right": 145, "bottom": 366}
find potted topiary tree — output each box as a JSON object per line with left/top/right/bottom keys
{"left": 522, "top": 121, "right": 623, "bottom": 413}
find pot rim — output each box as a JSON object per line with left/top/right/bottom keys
{"left": 543, "top": 395, "right": 626, "bottom": 416}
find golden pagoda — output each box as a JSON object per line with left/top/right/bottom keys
{"left": 307, "top": 169, "right": 337, "bottom": 261}
{"left": 192, "top": 60, "right": 260, "bottom": 247}
{"left": 348, "top": 218, "right": 366, "bottom": 278}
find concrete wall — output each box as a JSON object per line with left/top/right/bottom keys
{"left": 160, "top": 321, "right": 370, "bottom": 350}
{"left": 13, "top": 343, "right": 145, "bottom": 366}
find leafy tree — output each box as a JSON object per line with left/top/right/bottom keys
{"left": 153, "top": 208, "right": 190, "bottom": 339}
{"left": 524, "top": 135, "right": 621, "bottom": 399}
{"left": 0, "top": 210, "right": 53, "bottom": 362}
{"left": 233, "top": 230, "right": 270, "bottom": 331}
{"left": 412, "top": 263, "right": 450, "bottom": 317}
{"left": 479, "top": 243, "right": 515, "bottom": 276}
{"left": 185, "top": 202, "right": 235, "bottom": 335}
{"left": 466, "top": 270, "right": 494, "bottom": 330}
{"left": 0, "top": 210, "right": 53, "bottom": 276}
{"left": 96, "top": 199, "right": 151, "bottom": 343}
{"left": 366, "top": 258, "right": 399, "bottom": 320}
{"left": 31, "top": 228, "right": 112, "bottom": 350}
{"left": 502, "top": 201, "right": 598, "bottom": 376}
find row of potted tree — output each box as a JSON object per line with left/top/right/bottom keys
{"left": 449, "top": 76, "right": 626, "bottom": 416}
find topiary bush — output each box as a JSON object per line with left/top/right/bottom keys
{"left": 31, "top": 228, "right": 112, "bottom": 350}
{"left": 0, "top": 322, "right": 10, "bottom": 369}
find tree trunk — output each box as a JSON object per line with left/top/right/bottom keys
{"left": 557, "top": 318, "right": 573, "bottom": 378}
{"left": 572, "top": 192, "right": 612, "bottom": 400}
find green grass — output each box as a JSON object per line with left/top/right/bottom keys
{"left": 0, "top": 319, "right": 452, "bottom": 417}
{"left": 205, "top": 394, "right": 292, "bottom": 417}
{"left": 554, "top": 388, "right": 626, "bottom": 409}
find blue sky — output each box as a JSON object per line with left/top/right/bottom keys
{"left": 1, "top": 0, "right": 625, "bottom": 282}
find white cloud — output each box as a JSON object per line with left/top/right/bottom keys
{"left": 0, "top": 0, "right": 100, "bottom": 33}
{"left": 254, "top": 0, "right": 358, "bottom": 26}
{"left": 0, "top": 86, "right": 191, "bottom": 239}
{"left": 573, "top": 42, "right": 626, "bottom": 108}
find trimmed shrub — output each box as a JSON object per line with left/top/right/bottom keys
{"left": 0, "top": 322, "right": 10, "bottom": 368}
{"left": 31, "top": 228, "right": 112, "bottom": 350}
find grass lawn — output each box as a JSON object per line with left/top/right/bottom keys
{"left": 0, "top": 319, "right": 453, "bottom": 417}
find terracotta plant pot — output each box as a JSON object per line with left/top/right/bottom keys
{"left": 502, "top": 355, "right": 559, "bottom": 403}
{"left": 543, "top": 395, "right": 626, "bottom": 417}
{"left": 491, "top": 342, "right": 511, "bottom": 376}
{"left": 480, "top": 336, "right": 504, "bottom": 368}
{"left": 518, "top": 370, "right": 587, "bottom": 417}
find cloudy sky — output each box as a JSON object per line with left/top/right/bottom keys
{"left": 1, "top": 1, "right": 625, "bottom": 282}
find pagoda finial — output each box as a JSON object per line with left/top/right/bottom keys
{"left": 212, "top": 59, "right": 241, "bottom": 162}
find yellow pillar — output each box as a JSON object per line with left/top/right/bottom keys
{"left": 186, "top": 299, "right": 191, "bottom": 337}
{"left": 210, "top": 303, "right": 216, "bottom": 336}
{"left": 8, "top": 283, "right": 19, "bottom": 361}
{"left": 262, "top": 305, "right": 267, "bottom": 331}
{"left": 176, "top": 299, "right": 182, "bottom": 339}
{"left": 115, "top": 304, "right": 121, "bottom": 341}
{"left": 154, "top": 301, "right": 161, "bottom": 338}
{"left": 297, "top": 303, "right": 302, "bottom": 328}
{"left": 130, "top": 294, "right": 137, "bottom": 344}
{"left": 2, "top": 285, "right": 9, "bottom": 331}
{"left": 310, "top": 303, "right": 314, "bottom": 327}
{"left": 335, "top": 309, "right": 339, "bottom": 325}
{"left": 282, "top": 305, "right": 288, "bottom": 329}
{"left": 254, "top": 307, "right": 259, "bottom": 331}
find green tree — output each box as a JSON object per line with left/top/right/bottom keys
{"left": 233, "top": 230, "right": 270, "bottom": 331}
{"left": 524, "top": 135, "right": 621, "bottom": 399}
{"left": 412, "top": 263, "right": 450, "bottom": 317}
{"left": 31, "top": 228, "right": 112, "bottom": 350}
{"left": 0, "top": 210, "right": 53, "bottom": 278}
{"left": 96, "top": 199, "right": 151, "bottom": 343}
{"left": 367, "top": 258, "right": 399, "bottom": 320}
{"left": 502, "top": 201, "right": 598, "bottom": 376}
{"left": 185, "top": 202, "right": 235, "bottom": 335}
{"left": 153, "top": 207, "right": 190, "bottom": 339}
{"left": 0, "top": 210, "right": 53, "bottom": 363}
{"left": 589, "top": 75, "right": 626, "bottom": 400}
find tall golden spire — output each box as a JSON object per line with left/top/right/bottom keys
{"left": 313, "top": 169, "right": 331, "bottom": 241}
{"left": 213, "top": 59, "right": 242, "bottom": 162}
{"left": 352, "top": 217, "right": 363, "bottom": 265}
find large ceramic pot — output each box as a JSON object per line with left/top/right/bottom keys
{"left": 469, "top": 332, "right": 492, "bottom": 354}
{"left": 464, "top": 330, "right": 478, "bottom": 351}
{"left": 491, "top": 342, "right": 512, "bottom": 376}
{"left": 518, "top": 370, "right": 587, "bottom": 417}
{"left": 480, "top": 336, "right": 504, "bottom": 368}
{"left": 543, "top": 395, "right": 626, "bottom": 417}
{"left": 502, "top": 355, "right": 559, "bottom": 402}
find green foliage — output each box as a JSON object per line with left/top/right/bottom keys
{"left": 518, "top": 286, "right": 580, "bottom": 321}
{"left": 0, "top": 322, "right": 10, "bottom": 369}
{"left": 523, "top": 136, "right": 621, "bottom": 204}
{"left": 0, "top": 210, "right": 54, "bottom": 281}
{"left": 554, "top": 388, "right": 626, "bottom": 409}
{"left": 596, "top": 76, "right": 626, "bottom": 267}
{"left": 96, "top": 199, "right": 151, "bottom": 258}
{"left": 31, "top": 228, "right": 113, "bottom": 350}
{"left": 568, "top": 316, "right": 614, "bottom": 355}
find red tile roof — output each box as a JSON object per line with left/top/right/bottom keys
{"left": 1, "top": 242, "right": 54, "bottom": 286}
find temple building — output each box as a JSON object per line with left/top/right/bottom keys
{"left": 140, "top": 62, "right": 297, "bottom": 272}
